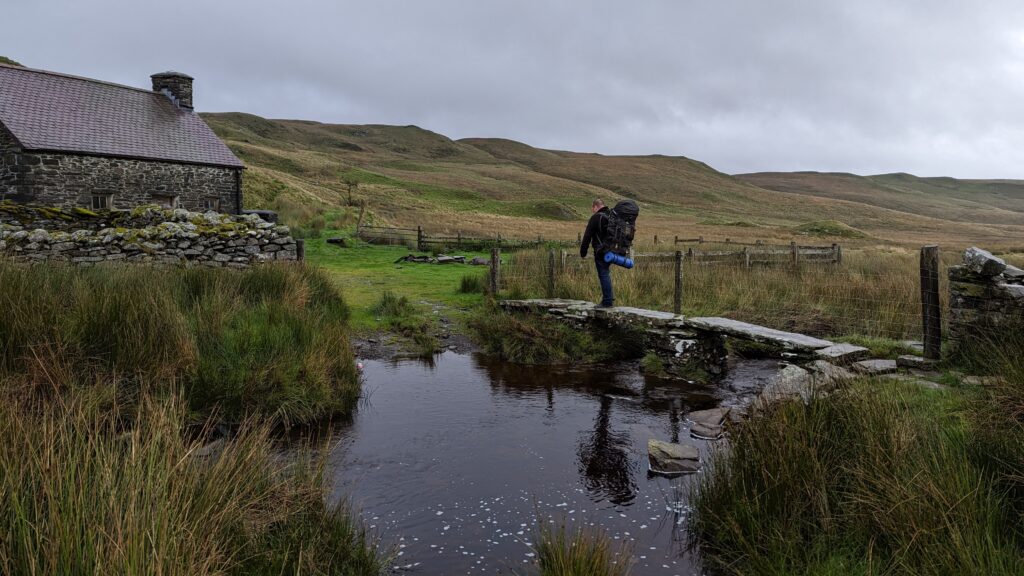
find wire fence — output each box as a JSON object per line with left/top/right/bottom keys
{"left": 356, "top": 225, "right": 576, "bottom": 252}
{"left": 494, "top": 247, "right": 959, "bottom": 342}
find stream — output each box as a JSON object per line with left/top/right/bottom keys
{"left": 327, "top": 352, "right": 781, "bottom": 575}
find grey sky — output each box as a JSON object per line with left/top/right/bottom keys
{"left": 6, "top": 0, "right": 1024, "bottom": 178}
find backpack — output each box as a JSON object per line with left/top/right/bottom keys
{"left": 603, "top": 200, "right": 639, "bottom": 255}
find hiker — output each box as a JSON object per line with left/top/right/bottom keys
{"left": 580, "top": 199, "right": 614, "bottom": 307}
{"left": 580, "top": 198, "right": 640, "bottom": 308}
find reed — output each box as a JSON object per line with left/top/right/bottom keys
{"left": 690, "top": 331, "right": 1024, "bottom": 575}
{"left": 533, "top": 518, "right": 633, "bottom": 576}
{"left": 0, "top": 392, "right": 384, "bottom": 576}
{"left": 0, "top": 261, "right": 358, "bottom": 426}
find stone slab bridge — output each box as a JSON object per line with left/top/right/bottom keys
{"left": 498, "top": 299, "right": 861, "bottom": 378}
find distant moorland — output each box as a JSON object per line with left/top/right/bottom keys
{"left": 203, "top": 112, "right": 1024, "bottom": 250}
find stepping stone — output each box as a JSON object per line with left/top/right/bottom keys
{"left": 887, "top": 373, "right": 947, "bottom": 390}
{"left": 815, "top": 343, "right": 870, "bottom": 365}
{"left": 687, "top": 407, "right": 730, "bottom": 440}
{"left": 896, "top": 355, "right": 936, "bottom": 369}
{"left": 647, "top": 439, "right": 700, "bottom": 475}
{"left": 684, "top": 317, "right": 833, "bottom": 351}
{"left": 852, "top": 359, "right": 898, "bottom": 376}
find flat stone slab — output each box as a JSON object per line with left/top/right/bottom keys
{"left": 1004, "top": 264, "right": 1024, "bottom": 279}
{"left": 815, "top": 343, "right": 870, "bottom": 364}
{"left": 648, "top": 439, "right": 700, "bottom": 475}
{"left": 687, "top": 407, "right": 730, "bottom": 440}
{"left": 896, "top": 355, "right": 936, "bottom": 369}
{"left": 595, "top": 306, "right": 681, "bottom": 325}
{"left": 685, "top": 317, "right": 833, "bottom": 351}
{"left": 852, "top": 359, "right": 898, "bottom": 375}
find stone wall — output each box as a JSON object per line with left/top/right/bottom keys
{"left": 0, "top": 203, "right": 297, "bottom": 267}
{"left": 1, "top": 149, "right": 241, "bottom": 214}
{"left": 0, "top": 125, "right": 20, "bottom": 198}
{"left": 948, "top": 247, "right": 1024, "bottom": 353}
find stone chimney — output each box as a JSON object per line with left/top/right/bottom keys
{"left": 151, "top": 71, "right": 194, "bottom": 110}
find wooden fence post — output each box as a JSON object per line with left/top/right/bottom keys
{"left": 674, "top": 235, "right": 679, "bottom": 244}
{"left": 698, "top": 236, "right": 704, "bottom": 244}
{"left": 834, "top": 243, "right": 843, "bottom": 265}
{"left": 560, "top": 250, "right": 567, "bottom": 272}
{"left": 920, "top": 245, "right": 942, "bottom": 360}
{"left": 356, "top": 203, "right": 365, "bottom": 235}
{"left": 296, "top": 239, "right": 305, "bottom": 262}
{"left": 457, "top": 231, "right": 462, "bottom": 248}
{"left": 743, "top": 246, "right": 750, "bottom": 268}
{"left": 674, "top": 250, "right": 683, "bottom": 315}
{"left": 416, "top": 226, "right": 424, "bottom": 252}
{"left": 790, "top": 241, "right": 799, "bottom": 267}
{"left": 654, "top": 234, "right": 659, "bottom": 245}
{"left": 547, "top": 249, "right": 556, "bottom": 298}
{"left": 490, "top": 247, "right": 501, "bottom": 296}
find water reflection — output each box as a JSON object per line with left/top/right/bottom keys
{"left": 577, "top": 395, "right": 638, "bottom": 505}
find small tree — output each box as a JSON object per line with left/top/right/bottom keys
{"left": 342, "top": 178, "right": 359, "bottom": 206}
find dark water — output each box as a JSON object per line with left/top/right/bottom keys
{"left": 327, "top": 352, "right": 779, "bottom": 575}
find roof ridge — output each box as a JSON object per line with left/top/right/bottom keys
{"left": 0, "top": 62, "right": 163, "bottom": 98}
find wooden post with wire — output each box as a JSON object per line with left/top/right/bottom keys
{"left": 920, "top": 245, "right": 942, "bottom": 360}
{"left": 790, "top": 241, "right": 799, "bottom": 267}
{"left": 416, "top": 226, "right": 424, "bottom": 252}
{"left": 674, "top": 250, "right": 683, "bottom": 315}
{"left": 743, "top": 246, "right": 751, "bottom": 268}
{"left": 296, "top": 239, "right": 305, "bottom": 262}
{"left": 490, "top": 247, "right": 501, "bottom": 296}
{"left": 547, "top": 249, "right": 556, "bottom": 298}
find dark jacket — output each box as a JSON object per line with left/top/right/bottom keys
{"left": 580, "top": 206, "right": 609, "bottom": 258}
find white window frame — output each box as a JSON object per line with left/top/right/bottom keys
{"left": 90, "top": 194, "right": 111, "bottom": 210}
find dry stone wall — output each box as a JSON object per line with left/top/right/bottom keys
{"left": 0, "top": 203, "right": 297, "bottom": 267}
{"left": 948, "top": 247, "right": 1024, "bottom": 353}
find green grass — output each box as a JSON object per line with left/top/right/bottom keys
{"left": 0, "top": 261, "right": 358, "bottom": 426}
{"left": 793, "top": 219, "right": 867, "bottom": 238}
{"left": 370, "top": 291, "right": 439, "bottom": 357}
{"left": 690, "top": 331, "right": 1024, "bottom": 575}
{"left": 834, "top": 334, "right": 922, "bottom": 359}
{"left": 0, "top": 56, "right": 22, "bottom": 67}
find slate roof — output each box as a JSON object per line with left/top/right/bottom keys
{"left": 0, "top": 64, "right": 243, "bottom": 168}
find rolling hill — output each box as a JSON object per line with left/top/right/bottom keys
{"left": 202, "top": 112, "right": 1024, "bottom": 249}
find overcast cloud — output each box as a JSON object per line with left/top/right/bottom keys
{"left": 5, "top": 0, "right": 1024, "bottom": 177}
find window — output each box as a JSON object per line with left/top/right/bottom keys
{"left": 203, "top": 198, "right": 220, "bottom": 212}
{"left": 91, "top": 195, "right": 111, "bottom": 210}
{"left": 152, "top": 195, "right": 178, "bottom": 208}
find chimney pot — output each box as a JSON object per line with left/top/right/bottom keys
{"left": 151, "top": 71, "right": 194, "bottom": 110}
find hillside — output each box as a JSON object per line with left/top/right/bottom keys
{"left": 202, "top": 113, "right": 1024, "bottom": 248}
{"left": 737, "top": 171, "right": 1024, "bottom": 226}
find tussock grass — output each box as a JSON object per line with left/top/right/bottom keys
{"left": 458, "top": 273, "right": 487, "bottom": 294}
{"left": 534, "top": 518, "right": 632, "bottom": 576}
{"left": 0, "top": 392, "right": 383, "bottom": 575}
{"left": 690, "top": 331, "right": 1024, "bottom": 575}
{"left": 0, "top": 261, "right": 358, "bottom": 426}
{"left": 371, "top": 291, "right": 439, "bottom": 357}
{"left": 504, "top": 249, "right": 943, "bottom": 339}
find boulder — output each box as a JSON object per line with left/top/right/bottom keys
{"left": 964, "top": 247, "right": 1006, "bottom": 277}
{"left": 807, "top": 360, "right": 857, "bottom": 386}
{"left": 852, "top": 359, "right": 898, "bottom": 376}
{"left": 648, "top": 439, "right": 700, "bottom": 474}
{"left": 1004, "top": 265, "right": 1024, "bottom": 280}
{"left": 687, "top": 407, "right": 730, "bottom": 440}
{"left": 470, "top": 256, "right": 490, "bottom": 266}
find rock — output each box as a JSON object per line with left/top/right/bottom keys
{"left": 806, "top": 360, "right": 856, "bottom": 386}
{"left": 964, "top": 247, "right": 1006, "bottom": 277}
{"left": 758, "top": 364, "right": 816, "bottom": 404}
{"left": 647, "top": 439, "right": 700, "bottom": 474}
{"left": 1004, "top": 265, "right": 1024, "bottom": 280}
{"left": 28, "top": 229, "right": 50, "bottom": 243}
{"left": 814, "top": 343, "right": 870, "bottom": 365}
{"left": 851, "top": 359, "right": 898, "bottom": 375}
{"left": 896, "top": 355, "right": 936, "bottom": 369}
{"left": 999, "top": 283, "right": 1024, "bottom": 300}
{"left": 886, "top": 373, "right": 946, "bottom": 390}
{"left": 435, "top": 255, "right": 457, "bottom": 264}
{"left": 470, "top": 256, "right": 490, "bottom": 266}
{"left": 687, "top": 407, "right": 730, "bottom": 440}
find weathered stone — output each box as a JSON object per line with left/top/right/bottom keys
{"left": 851, "top": 359, "right": 898, "bottom": 375}
{"left": 814, "top": 343, "right": 870, "bottom": 364}
{"left": 759, "top": 364, "right": 815, "bottom": 403}
{"left": 964, "top": 247, "right": 1006, "bottom": 277}
{"left": 647, "top": 439, "right": 700, "bottom": 474}
{"left": 685, "top": 317, "right": 833, "bottom": 351}
{"left": 687, "top": 407, "right": 730, "bottom": 440}
{"left": 806, "top": 360, "right": 857, "bottom": 386}
{"left": 896, "top": 355, "right": 936, "bottom": 369}
{"left": 999, "top": 283, "right": 1024, "bottom": 300}
{"left": 1003, "top": 265, "right": 1024, "bottom": 280}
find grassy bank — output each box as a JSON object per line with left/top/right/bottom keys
{"left": 690, "top": 333, "right": 1024, "bottom": 575}
{"left": 0, "top": 260, "right": 383, "bottom": 574}
{"left": 0, "top": 261, "right": 357, "bottom": 426}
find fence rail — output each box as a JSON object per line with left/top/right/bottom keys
{"left": 356, "top": 224, "right": 576, "bottom": 251}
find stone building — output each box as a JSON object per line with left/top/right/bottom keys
{"left": 0, "top": 63, "right": 244, "bottom": 213}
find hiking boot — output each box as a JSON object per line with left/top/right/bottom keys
{"left": 596, "top": 303, "right": 614, "bottom": 309}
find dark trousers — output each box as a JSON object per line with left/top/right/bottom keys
{"left": 594, "top": 255, "right": 614, "bottom": 306}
